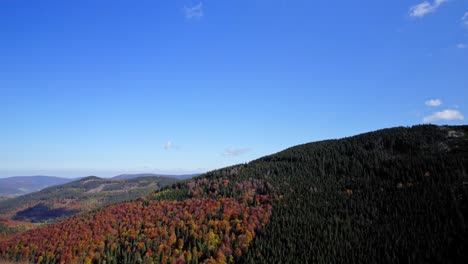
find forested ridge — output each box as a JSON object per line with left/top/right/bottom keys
{"left": 1, "top": 125, "right": 467, "bottom": 263}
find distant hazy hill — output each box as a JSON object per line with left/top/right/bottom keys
{"left": 112, "top": 173, "right": 200, "bottom": 180}
{"left": 0, "top": 176, "right": 74, "bottom": 198}
{"left": 0, "top": 175, "right": 178, "bottom": 223}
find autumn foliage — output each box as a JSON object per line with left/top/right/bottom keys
{"left": 0, "top": 219, "right": 34, "bottom": 243}
{"left": 0, "top": 178, "right": 273, "bottom": 264}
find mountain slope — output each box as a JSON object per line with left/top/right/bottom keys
{"left": 1, "top": 125, "right": 467, "bottom": 263}
{"left": 240, "top": 125, "right": 468, "bottom": 263}
{"left": 0, "top": 176, "right": 179, "bottom": 223}
{"left": 0, "top": 176, "right": 75, "bottom": 198}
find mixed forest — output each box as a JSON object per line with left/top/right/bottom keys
{"left": 1, "top": 125, "right": 467, "bottom": 263}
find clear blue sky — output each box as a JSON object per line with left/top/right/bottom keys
{"left": 1, "top": 0, "right": 467, "bottom": 178}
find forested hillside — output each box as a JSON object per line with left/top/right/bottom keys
{"left": 1, "top": 125, "right": 467, "bottom": 263}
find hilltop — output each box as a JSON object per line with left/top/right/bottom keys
{"left": 1, "top": 125, "right": 467, "bottom": 263}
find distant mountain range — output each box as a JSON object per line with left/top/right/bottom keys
{"left": 0, "top": 176, "right": 75, "bottom": 198}
{"left": 0, "top": 175, "right": 179, "bottom": 223}
{"left": 0, "top": 173, "right": 200, "bottom": 198}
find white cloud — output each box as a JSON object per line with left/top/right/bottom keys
{"left": 423, "top": 109, "right": 464, "bottom": 122}
{"left": 184, "top": 2, "right": 203, "bottom": 20}
{"left": 462, "top": 12, "right": 468, "bottom": 28}
{"left": 457, "top": 43, "right": 467, "bottom": 49}
{"left": 164, "top": 141, "right": 173, "bottom": 150}
{"left": 409, "top": 0, "right": 448, "bottom": 18}
{"left": 223, "top": 148, "right": 250, "bottom": 156}
{"left": 425, "top": 99, "right": 442, "bottom": 106}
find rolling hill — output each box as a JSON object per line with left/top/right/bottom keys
{"left": 1, "top": 125, "right": 467, "bottom": 263}
{"left": 0, "top": 176, "right": 179, "bottom": 223}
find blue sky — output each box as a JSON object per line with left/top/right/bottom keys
{"left": 1, "top": 0, "right": 467, "bottom": 178}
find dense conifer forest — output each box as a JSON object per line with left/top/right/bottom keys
{"left": 1, "top": 125, "right": 467, "bottom": 263}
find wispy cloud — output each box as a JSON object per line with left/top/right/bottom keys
{"left": 462, "top": 12, "right": 468, "bottom": 28}
{"left": 409, "top": 0, "right": 448, "bottom": 18}
{"left": 425, "top": 98, "right": 442, "bottom": 106}
{"left": 457, "top": 43, "right": 467, "bottom": 49}
{"left": 423, "top": 109, "right": 464, "bottom": 122}
{"left": 184, "top": 2, "right": 204, "bottom": 20}
{"left": 223, "top": 148, "right": 250, "bottom": 156}
{"left": 164, "top": 141, "right": 173, "bottom": 150}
